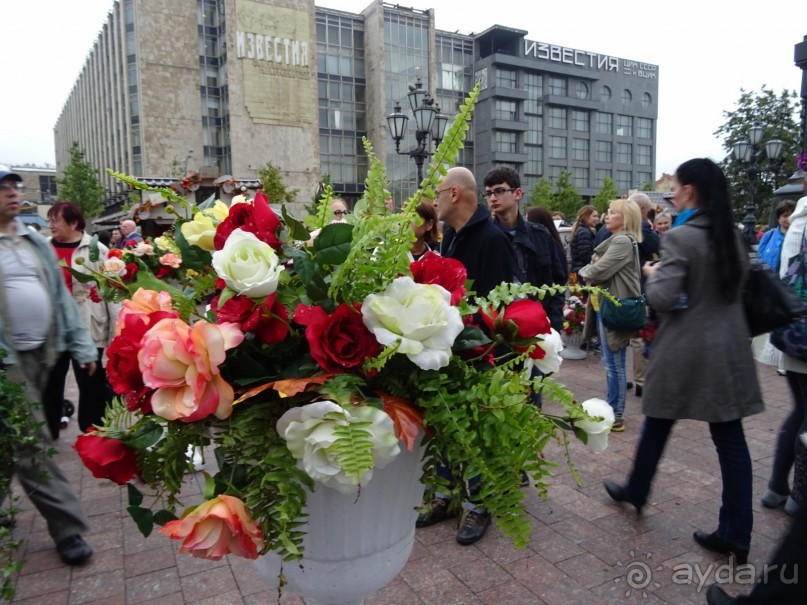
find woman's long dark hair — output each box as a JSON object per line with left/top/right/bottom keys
{"left": 526, "top": 206, "right": 563, "bottom": 248}
{"left": 675, "top": 158, "right": 741, "bottom": 303}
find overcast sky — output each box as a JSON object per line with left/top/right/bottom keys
{"left": 1, "top": 0, "right": 803, "bottom": 178}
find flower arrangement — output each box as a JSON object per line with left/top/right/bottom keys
{"left": 72, "top": 88, "right": 614, "bottom": 566}
{"left": 562, "top": 292, "right": 586, "bottom": 336}
{"left": 179, "top": 169, "right": 203, "bottom": 192}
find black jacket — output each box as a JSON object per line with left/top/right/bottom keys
{"left": 638, "top": 220, "right": 660, "bottom": 291}
{"left": 570, "top": 226, "right": 596, "bottom": 273}
{"left": 440, "top": 205, "right": 515, "bottom": 298}
{"left": 492, "top": 214, "right": 568, "bottom": 331}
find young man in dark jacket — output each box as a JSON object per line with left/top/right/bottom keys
{"left": 484, "top": 167, "right": 568, "bottom": 332}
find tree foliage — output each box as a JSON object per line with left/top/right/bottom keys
{"left": 714, "top": 86, "right": 799, "bottom": 223}
{"left": 57, "top": 142, "right": 105, "bottom": 218}
{"left": 551, "top": 169, "right": 582, "bottom": 219}
{"left": 591, "top": 175, "right": 619, "bottom": 215}
{"left": 527, "top": 176, "right": 553, "bottom": 209}
{"left": 258, "top": 163, "right": 299, "bottom": 206}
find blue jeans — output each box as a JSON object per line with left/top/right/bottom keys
{"left": 625, "top": 417, "right": 753, "bottom": 549}
{"left": 596, "top": 311, "right": 628, "bottom": 420}
{"left": 768, "top": 372, "right": 807, "bottom": 498}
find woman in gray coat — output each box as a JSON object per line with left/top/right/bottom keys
{"left": 603, "top": 158, "right": 763, "bottom": 565}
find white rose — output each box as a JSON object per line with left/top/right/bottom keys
{"left": 211, "top": 228, "right": 284, "bottom": 298}
{"left": 526, "top": 328, "right": 564, "bottom": 375}
{"left": 277, "top": 401, "right": 401, "bottom": 494}
{"left": 577, "top": 398, "right": 615, "bottom": 453}
{"left": 361, "top": 277, "right": 464, "bottom": 370}
{"left": 102, "top": 257, "right": 127, "bottom": 277}
{"left": 132, "top": 242, "right": 154, "bottom": 257}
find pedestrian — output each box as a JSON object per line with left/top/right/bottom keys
{"left": 603, "top": 158, "right": 762, "bottom": 565}
{"left": 578, "top": 198, "right": 644, "bottom": 431}
{"left": 415, "top": 166, "right": 516, "bottom": 546}
{"left": 0, "top": 170, "right": 95, "bottom": 565}
{"left": 569, "top": 205, "right": 600, "bottom": 282}
{"left": 117, "top": 219, "right": 143, "bottom": 248}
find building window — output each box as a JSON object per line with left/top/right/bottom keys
{"left": 572, "top": 167, "right": 589, "bottom": 188}
{"left": 595, "top": 112, "right": 612, "bottom": 135}
{"left": 547, "top": 106, "right": 566, "bottom": 130}
{"left": 495, "top": 131, "right": 518, "bottom": 154}
{"left": 548, "top": 165, "right": 564, "bottom": 184}
{"left": 642, "top": 92, "right": 652, "bottom": 108}
{"left": 525, "top": 115, "right": 542, "bottom": 144}
{"left": 523, "top": 72, "right": 543, "bottom": 114}
{"left": 637, "top": 172, "right": 653, "bottom": 188}
{"left": 572, "top": 138, "right": 589, "bottom": 161}
{"left": 616, "top": 170, "right": 632, "bottom": 190}
{"left": 637, "top": 117, "right": 652, "bottom": 139}
{"left": 549, "top": 135, "right": 566, "bottom": 160}
{"left": 494, "top": 99, "right": 517, "bottom": 121}
{"left": 496, "top": 68, "right": 517, "bottom": 88}
{"left": 575, "top": 81, "right": 589, "bottom": 99}
{"left": 621, "top": 89, "right": 632, "bottom": 105}
{"left": 595, "top": 140, "right": 611, "bottom": 163}
{"left": 571, "top": 110, "right": 589, "bottom": 132}
{"left": 525, "top": 144, "right": 543, "bottom": 176}
{"left": 595, "top": 168, "right": 611, "bottom": 185}
{"left": 616, "top": 115, "right": 632, "bottom": 137}
{"left": 600, "top": 85, "right": 612, "bottom": 102}
{"left": 617, "top": 143, "right": 632, "bottom": 164}
{"left": 547, "top": 76, "right": 567, "bottom": 96}
{"left": 636, "top": 144, "right": 652, "bottom": 166}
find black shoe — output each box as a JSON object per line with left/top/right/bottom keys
{"left": 56, "top": 535, "right": 93, "bottom": 566}
{"left": 520, "top": 470, "right": 530, "bottom": 487}
{"left": 693, "top": 531, "right": 748, "bottom": 565}
{"left": 416, "top": 497, "right": 450, "bottom": 528}
{"left": 456, "top": 510, "right": 491, "bottom": 545}
{"left": 706, "top": 584, "right": 736, "bottom": 605}
{"left": 635, "top": 385, "right": 643, "bottom": 397}
{"left": 627, "top": 381, "right": 634, "bottom": 390}
{"left": 603, "top": 479, "right": 643, "bottom": 516}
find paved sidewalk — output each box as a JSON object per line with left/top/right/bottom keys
{"left": 2, "top": 353, "right": 798, "bottom": 605}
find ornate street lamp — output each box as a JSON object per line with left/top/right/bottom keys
{"left": 386, "top": 77, "right": 449, "bottom": 185}
{"left": 732, "top": 122, "right": 784, "bottom": 247}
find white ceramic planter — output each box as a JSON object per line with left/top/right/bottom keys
{"left": 254, "top": 441, "right": 425, "bottom": 605}
{"left": 560, "top": 332, "right": 588, "bottom": 360}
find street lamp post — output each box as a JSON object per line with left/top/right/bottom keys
{"left": 386, "top": 77, "right": 449, "bottom": 185}
{"left": 732, "top": 122, "right": 784, "bottom": 247}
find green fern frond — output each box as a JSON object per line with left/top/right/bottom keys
{"left": 330, "top": 416, "right": 376, "bottom": 482}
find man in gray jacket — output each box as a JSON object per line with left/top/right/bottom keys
{"left": 0, "top": 170, "right": 96, "bottom": 565}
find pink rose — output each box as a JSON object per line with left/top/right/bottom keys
{"left": 138, "top": 318, "right": 244, "bottom": 422}
{"left": 159, "top": 495, "right": 264, "bottom": 560}
{"left": 115, "top": 288, "right": 176, "bottom": 335}
{"left": 159, "top": 253, "right": 182, "bottom": 268}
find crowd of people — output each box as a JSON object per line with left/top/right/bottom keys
{"left": 2, "top": 161, "right": 805, "bottom": 602}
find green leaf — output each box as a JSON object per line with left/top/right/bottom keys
{"left": 88, "top": 234, "right": 100, "bottom": 263}
{"left": 281, "top": 204, "right": 311, "bottom": 241}
{"left": 452, "top": 325, "right": 492, "bottom": 351}
{"left": 125, "top": 420, "right": 164, "bottom": 450}
{"left": 127, "top": 483, "right": 144, "bottom": 507}
{"left": 216, "top": 286, "right": 238, "bottom": 308}
{"left": 313, "top": 223, "right": 353, "bottom": 266}
{"left": 203, "top": 472, "right": 216, "bottom": 500}
{"left": 153, "top": 510, "right": 178, "bottom": 526}
{"left": 127, "top": 505, "right": 154, "bottom": 537}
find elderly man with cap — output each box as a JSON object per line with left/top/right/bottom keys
{"left": 0, "top": 170, "right": 96, "bottom": 565}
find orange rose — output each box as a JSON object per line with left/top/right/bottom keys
{"left": 159, "top": 495, "right": 264, "bottom": 560}
{"left": 115, "top": 288, "right": 175, "bottom": 335}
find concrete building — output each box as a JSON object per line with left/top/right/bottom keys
{"left": 55, "top": 0, "right": 658, "bottom": 218}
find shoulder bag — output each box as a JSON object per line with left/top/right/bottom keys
{"left": 600, "top": 237, "right": 647, "bottom": 332}
{"left": 744, "top": 263, "right": 805, "bottom": 337}
{"left": 770, "top": 233, "right": 807, "bottom": 358}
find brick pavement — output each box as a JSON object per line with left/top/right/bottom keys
{"left": 2, "top": 352, "right": 798, "bottom": 605}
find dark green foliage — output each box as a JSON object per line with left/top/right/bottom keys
{"left": 57, "top": 142, "right": 105, "bottom": 218}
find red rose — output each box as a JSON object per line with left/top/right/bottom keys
{"left": 107, "top": 248, "right": 123, "bottom": 259}
{"left": 211, "top": 294, "right": 262, "bottom": 332}
{"left": 293, "top": 303, "right": 380, "bottom": 372}
{"left": 89, "top": 286, "right": 102, "bottom": 303}
{"left": 155, "top": 265, "right": 173, "bottom": 279}
{"left": 106, "top": 310, "right": 176, "bottom": 412}
{"left": 214, "top": 190, "right": 282, "bottom": 250}
{"left": 255, "top": 293, "right": 290, "bottom": 345}
{"left": 410, "top": 252, "right": 467, "bottom": 305}
{"left": 480, "top": 299, "right": 551, "bottom": 359}
{"left": 74, "top": 432, "right": 139, "bottom": 485}
{"left": 123, "top": 262, "right": 139, "bottom": 282}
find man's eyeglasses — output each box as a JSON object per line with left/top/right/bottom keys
{"left": 483, "top": 187, "right": 516, "bottom": 199}
{"left": 0, "top": 182, "right": 25, "bottom": 193}
{"left": 333, "top": 210, "right": 349, "bottom": 216}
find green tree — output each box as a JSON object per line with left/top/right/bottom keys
{"left": 56, "top": 142, "right": 105, "bottom": 218}
{"left": 641, "top": 181, "right": 654, "bottom": 191}
{"left": 551, "top": 169, "right": 582, "bottom": 219}
{"left": 258, "top": 162, "right": 299, "bottom": 206}
{"left": 714, "top": 86, "right": 799, "bottom": 223}
{"left": 527, "top": 176, "right": 553, "bottom": 209}
{"left": 591, "top": 175, "right": 619, "bottom": 214}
